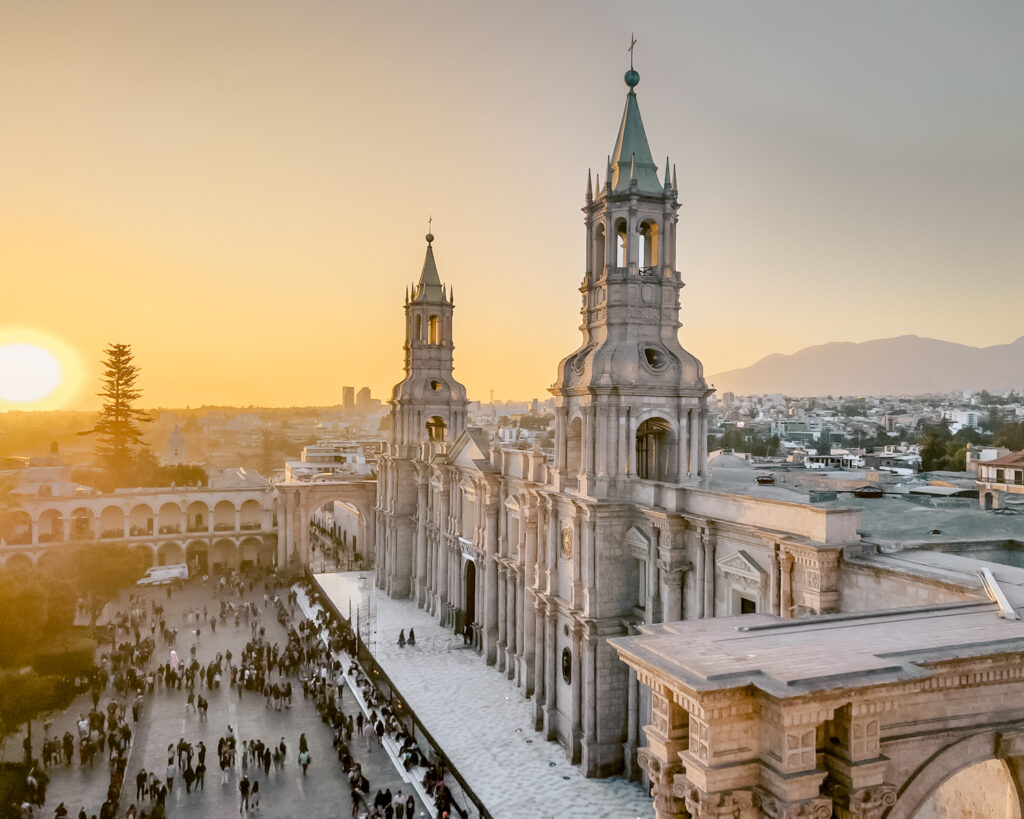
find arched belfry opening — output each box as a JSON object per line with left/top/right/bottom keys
{"left": 636, "top": 417, "right": 674, "bottom": 482}
{"left": 428, "top": 315, "right": 440, "bottom": 344}
{"left": 615, "top": 219, "right": 628, "bottom": 267}
{"left": 638, "top": 221, "right": 659, "bottom": 271}
{"left": 593, "top": 222, "right": 606, "bottom": 274}
{"left": 566, "top": 416, "right": 583, "bottom": 477}
{"left": 426, "top": 415, "right": 447, "bottom": 442}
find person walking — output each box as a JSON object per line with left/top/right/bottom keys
{"left": 165, "top": 758, "right": 175, "bottom": 793}
{"left": 250, "top": 779, "right": 260, "bottom": 811}
{"left": 195, "top": 759, "right": 206, "bottom": 790}
{"left": 239, "top": 774, "right": 250, "bottom": 813}
{"left": 183, "top": 762, "right": 196, "bottom": 794}
{"left": 298, "top": 748, "right": 311, "bottom": 776}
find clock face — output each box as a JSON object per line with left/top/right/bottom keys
{"left": 561, "top": 528, "right": 573, "bottom": 560}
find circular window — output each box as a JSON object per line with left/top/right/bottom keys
{"left": 561, "top": 648, "right": 572, "bottom": 685}
{"left": 430, "top": 380, "right": 442, "bottom": 391}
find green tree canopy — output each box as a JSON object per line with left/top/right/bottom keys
{"left": 80, "top": 343, "right": 151, "bottom": 487}
{"left": 42, "top": 544, "right": 144, "bottom": 626}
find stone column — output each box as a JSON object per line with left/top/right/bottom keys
{"left": 544, "top": 610, "right": 558, "bottom": 740}
{"left": 123, "top": 513, "right": 131, "bottom": 540}
{"left": 695, "top": 532, "right": 705, "bottom": 619}
{"left": 770, "top": 546, "right": 781, "bottom": 616}
{"left": 483, "top": 497, "right": 499, "bottom": 665}
{"left": 623, "top": 667, "right": 640, "bottom": 780}
{"left": 532, "top": 599, "right": 546, "bottom": 729}
{"left": 523, "top": 505, "right": 537, "bottom": 694}
{"left": 637, "top": 688, "right": 689, "bottom": 819}
{"left": 678, "top": 409, "right": 689, "bottom": 479}
{"left": 505, "top": 570, "right": 516, "bottom": 676}
{"left": 496, "top": 565, "right": 507, "bottom": 673}
{"left": 689, "top": 409, "right": 700, "bottom": 478}
{"left": 698, "top": 409, "right": 708, "bottom": 478}
{"left": 437, "top": 486, "right": 450, "bottom": 615}
{"left": 646, "top": 526, "right": 660, "bottom": 624}
{"left": 414, "top": 478, "right": 427, "bottom": 605}
{"left": 234, "top": 506, "right": 241, "bottom": 532}
{"left": 660, "top": 564, "right": 685, "bottom": 624}
{"left": 545, "top": 499, "right": 557, "bottom": 594}
{"left": 781, "top": 550, "right": 794, "bottom": 618}
{"left": 702, "top": 531, "right": 715, "bottom": 619}
{"left": 569, "top": 623, "right": 582, "bottom": 764}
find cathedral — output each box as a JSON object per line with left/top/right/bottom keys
{"left": 371, "top": 67, "right": 1024, "bottom": 818}
{"left": 376, "top": 66, "right": 780, "bottom": 777}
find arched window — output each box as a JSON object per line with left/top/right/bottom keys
{"left": 426, "top": 415, "right": 447, "bottom": 442}
{"left": 638, "top": 221, "right": 659, "bottom": 271}
{"left": 593, "top": 223, "right": 606, "bottom": 274}
{"left": 415, "top": 315, "right": 422, "bottom": 341}
{"left": 428, "top": 315, "right": 440, "bottom": 345}
{"left": 636, "top": 418, "right": 673, "bottom": 481}
{"left": 615, "top": 220, "right": 628, "bottom": 267}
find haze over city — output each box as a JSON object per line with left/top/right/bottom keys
{"left": 3, "top": 1, "right": 1024, "bottom": 411}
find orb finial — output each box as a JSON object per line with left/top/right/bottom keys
{"left": 426, "top": 215, "right": 434, "bottom": 245}
{"left": 625, "top": 34, "right": 639, "bottom": 88}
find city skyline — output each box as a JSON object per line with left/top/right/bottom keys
{"left": 3, "top": 2, "right": 1024, "bottom": 411}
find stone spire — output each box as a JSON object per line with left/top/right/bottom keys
{"left": 413, "top": 232, "right": 445, "bottom": 303}
{"left": 609, "top": 69, "right": 661, "bottom": 195}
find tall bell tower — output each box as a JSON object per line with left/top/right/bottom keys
{"left": 389, "top": 231, "right": 469, "bottom": 451}
{"left": 551, "top": 67, "right": 712, "bottom": 498}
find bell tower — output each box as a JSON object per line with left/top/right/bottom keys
{"left": 551, "top": 67, "right": 712, "bottom": 498}
{"left": 389, "top": 231, "right": 469, "bottom": 452}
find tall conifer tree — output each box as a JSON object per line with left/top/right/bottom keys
{"left": 83, "top": 343, "right": 151, "bottom": 484}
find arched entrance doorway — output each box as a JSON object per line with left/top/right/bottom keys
{"left": 464, "top": 560, "right": 477, "bottom": 627}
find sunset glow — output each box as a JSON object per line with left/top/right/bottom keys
{"left": 1, "top": 3, "right": 1022, "bottom": 410}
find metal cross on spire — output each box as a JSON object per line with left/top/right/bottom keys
{"left": 628, "top": 33, "right": 637, "bottom": 70}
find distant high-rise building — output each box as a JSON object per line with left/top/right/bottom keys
{"left": 356, "top": 387, "right": 371, "bottom": 412}
{"left": 343, "top": 386, "right": 355, "bottom": 411}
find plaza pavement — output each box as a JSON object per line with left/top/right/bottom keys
{"left": 17, "top": 578, "right": 426, "bottom": 818}
{"left": 312, "top": 572, "right": 653, "bottom": 819}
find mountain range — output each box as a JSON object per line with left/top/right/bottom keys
{"left": 707, "top": 335, "right": 1024, "bottom": 396}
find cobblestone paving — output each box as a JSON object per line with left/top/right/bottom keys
{"left": 19, "top": 578, "right": 425, "bottom": 818}
{"left": 312, "top": 572, "right": 653, "bottom": 819}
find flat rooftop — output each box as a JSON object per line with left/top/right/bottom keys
{"left": 612, "top": 597, "right": 1024, "bottom": 699}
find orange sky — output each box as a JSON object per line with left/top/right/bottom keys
{"left": 2, "top": 2, "right": 1024, "bottom": 411}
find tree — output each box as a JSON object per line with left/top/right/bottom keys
{"left": 919, "top": 424, "right": 953, "bottom": 471}
{"left": 80, "top": 343, "right": 151, "bottom": 486}
{"left": 42, "top": 544, "right": 143, "bottom": 626}
{"left": 0, "top": 670, "right": 57, "bottom": 760}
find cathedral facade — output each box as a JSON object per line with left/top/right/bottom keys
{"left": 374, "top": 70, "right": 871, "bottom": 779}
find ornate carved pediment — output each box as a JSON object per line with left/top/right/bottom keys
{"left": 625, "top": 525, "right": 650, "bottom": 558}
{"left": 716, "top": 549, "right": 766, "bottom": 592}
{"left": 503, "top": 495, "right": 520, "bottom": 512}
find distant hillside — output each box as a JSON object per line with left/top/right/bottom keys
{"left": 708, "top": 335, "right": 1024, "bottom": 396}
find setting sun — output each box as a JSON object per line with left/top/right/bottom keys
{"left": 0, "top": 343, "right": 61, "bottom": 403}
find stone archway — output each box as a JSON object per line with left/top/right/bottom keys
{"left": 274, "top": 480, "right": 377, "bottom": 571}
{"left": 890, "top": 729, "right": 1024, "bottom": 819}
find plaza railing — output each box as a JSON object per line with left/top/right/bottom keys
{"left": 309, "top": 570, "right": 491, "bottom": 819}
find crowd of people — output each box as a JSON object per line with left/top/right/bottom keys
{"left": 10, "top": 568, "right": 463, "bottom": 819}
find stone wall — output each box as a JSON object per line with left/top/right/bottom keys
{"left": 837, "top": 563, "right": 976, "bottom": 612}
